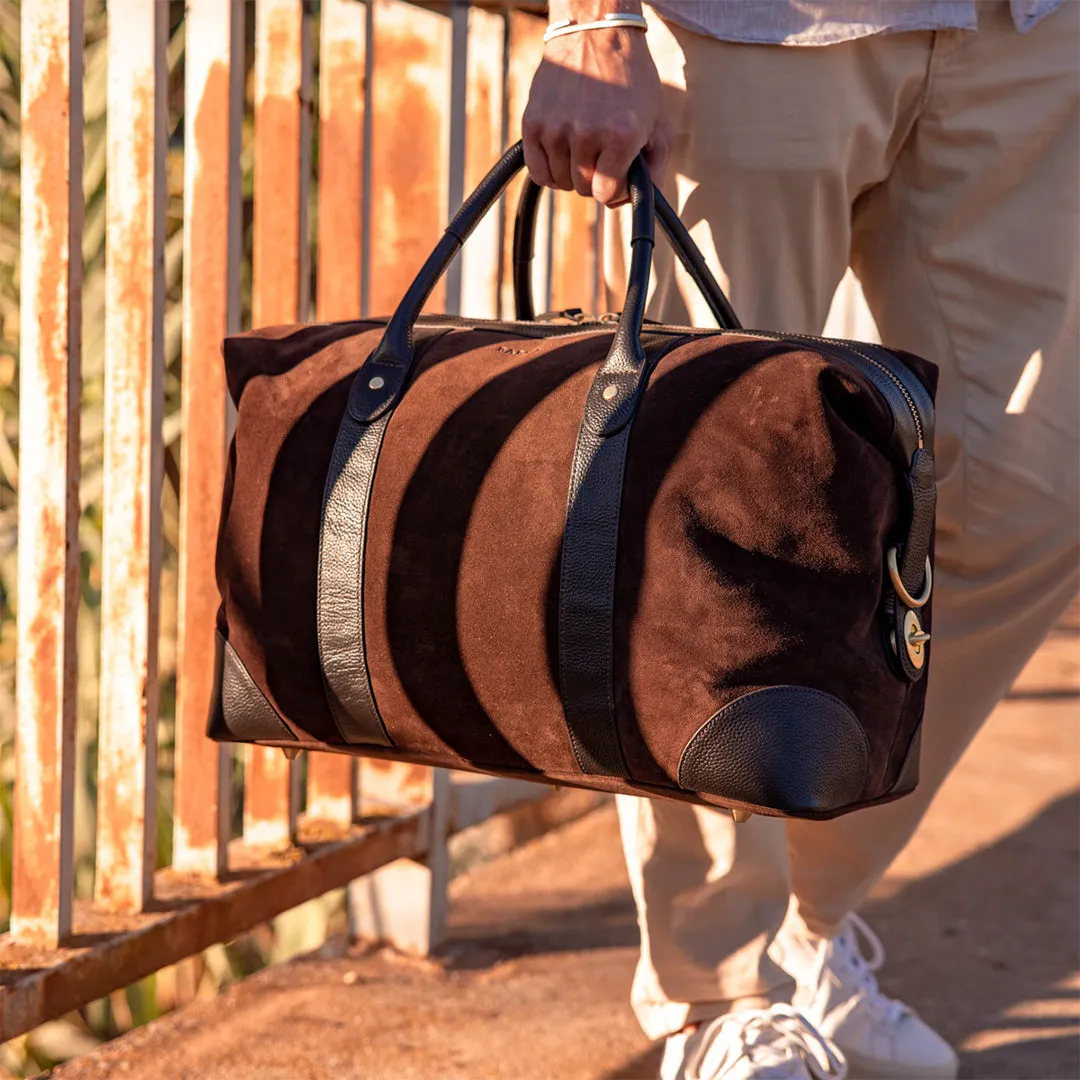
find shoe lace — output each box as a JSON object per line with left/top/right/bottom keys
{"left": 814, "top": 913, "right": 908, "bottom": 1026}
{"left": 687, "top": 1004, "right": 847, "bottom": 1080}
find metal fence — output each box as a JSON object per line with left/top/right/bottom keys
{"left": 1, "top": 0, "right": 606, "bottom": 1042}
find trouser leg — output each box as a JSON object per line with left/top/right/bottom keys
{"left": 612, "top": 13, "right": 936, "bottom": 1037}
{"left": 617, "top": 796, "right": 791, "bottom": 1039}
{"left": 787, "top": 0, "right": 1080, "bottom": 936}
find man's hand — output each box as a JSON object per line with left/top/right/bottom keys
{"left": 522, "top": 0, "right": 673, "bottom": 207}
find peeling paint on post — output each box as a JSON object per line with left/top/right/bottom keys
{"left": 368, "top": 0, "right": 452, "bottom": 316}
{"left": 173, "top": 0, "right": 243, "bottom": 878}
{"left": 95, "top": 0, "right": 167, "bottom": 915}
{"left": 11, "top": 0, "right": 84, "bottom": 947}
{"left": 310, "top": 2, "right": 369, "bottom": 823}
{"left": 306, "top": 755, "right": 356, "bottom": 825}
{"left": 243, "top": 745, "right": 301, "bottom": 849}
{"left": 459, "top": 8, "right": 505, "bottom": 320}
{"left": 252, "top": 0, "right": 311, "bottom": 328}
{"left": 317, "top": 0, "right": 366, "bottom": 322}
{"left": 247, "top": 0, "right": 312, "bottom": 847}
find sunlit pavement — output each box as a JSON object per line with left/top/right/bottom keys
{"left": 53, "top": 613, "right": 1079, "bottom": 1080}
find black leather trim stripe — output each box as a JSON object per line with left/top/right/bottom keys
{"left": 558, "top": 332, "right": 690, "bottom": 777}
{"left": 317, "top": 326, "right": 450, "bottom": 745}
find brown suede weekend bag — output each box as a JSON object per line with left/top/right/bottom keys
{"left": 208, "top": 143, "right": 938, "bottom": 820}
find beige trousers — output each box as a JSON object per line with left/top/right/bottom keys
{"left": 606, "top": 1, "right": 1080, "bottom": 1040}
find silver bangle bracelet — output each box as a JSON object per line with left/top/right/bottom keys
{"left": 543, "top": 13, "right": 649, "bottom": 44}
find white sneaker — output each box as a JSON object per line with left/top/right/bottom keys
{"left": 773, "top": 913, "right": 958, "bottom": 1080}
{"left": 659, "top": 1004, "right": 847, "bottom": 1080}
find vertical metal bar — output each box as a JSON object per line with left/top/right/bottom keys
{"left": 252, "top": 0, "right": 312, "bottom": 328}
{"left": 95, "top": 0, "right": 167, "bottom": 914}
{"left": 246, "top": 0, "right": 312, "bottom": 848}
{"left": 173, "top": 0, "right": 243, "bottom": 878}
{"left": 443, "top": 1, "right": 470, "bottom": 316}
{"left": 297, "top": 4, "right": 313, "bottom": 322}
{"left": 308, "top": 1, "right": 356, "bottom": 835}
{"left": 549, "top": 190, "right": 599, "bottom": 314}
{"left": 306, "top": 755, "right": 356, "bottom": 824}
{"left": 317, "top": 0, "right": 366, "bottom": 321}
{"left": 459, "top": 7, "right": 505, "bottom": 320}
{"left": 11, "top": 0, "right": 84, "bottom": 946}
{"left": 601, "top": 203, "right": 626, "bottom": 313}
{"left": 349, "top": 765, "right": 451, "bottom": 955}
{"left": 368, "top": 0, "right": 452, "bottom": 316}
{"left": 243, "top": 746, "right": 301, "bottom": 848}
{"left": 360, "top": 1, "right": 375, "bottom": 318}
{"left": 500, "top": 12, "right": 546, "bottom": 319}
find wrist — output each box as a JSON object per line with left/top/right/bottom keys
{"left": 548, "top": 0, "right": 644, "bottom": 23}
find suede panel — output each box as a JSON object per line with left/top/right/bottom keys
{"left": 214, "top": 317, "right": 934, "bottom": 814}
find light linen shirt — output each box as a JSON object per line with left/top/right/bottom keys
{"left": 647, "top": 1, "right": 1063, "bottom": 45}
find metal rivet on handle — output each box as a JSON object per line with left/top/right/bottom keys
{"left": 602, "top": 385, "right": 618, "bottom": 401}
{"left": 368, "top": 376, "right": 385, "bottom": 391}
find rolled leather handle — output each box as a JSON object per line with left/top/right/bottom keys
{"left": 513, "top": 175, "right": 741, "bottom": 331}
{"left": 349, "top": 141, "right": 659, "bottom": 426}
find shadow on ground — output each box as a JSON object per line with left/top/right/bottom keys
{"left": 444, "top": 792, "right": 1079, "bottom": 1080}
{"left": 48, "top": 620, "right": 1078, "bottom": 1080}
{"left": 441, "top": 890, "right": 639, "bottom": 972}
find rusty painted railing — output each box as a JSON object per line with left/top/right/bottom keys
{"left": 1, "top": 0, "right": 605, "bottom": 1042}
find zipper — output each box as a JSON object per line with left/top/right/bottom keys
{"left": 414, "top": 314, "right": 929, "bottom": 453}
{"left": 418, "top": 313, "right": 614, "bottom": 340}
{"left": 790, "top": 333, "right": 925, "bottom": 450}
{"left": 712, "top": 328, "right": 925, "bottom": 451}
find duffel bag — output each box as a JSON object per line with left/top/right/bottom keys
{"left": 208, "top": 143, "right": 938, "bottom": 820}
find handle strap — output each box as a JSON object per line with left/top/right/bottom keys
{"left": 513, "top": 176, "right": 741, "bottom": 331}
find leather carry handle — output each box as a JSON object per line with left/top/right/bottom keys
{"left": 345, "top": 141, "right": 534, "bottom": 428}
{"left": 512, "top": 174, "right": 742, "bottom": 331}
{"left": 346, "top": 140, "right": 738, "bottom": 431}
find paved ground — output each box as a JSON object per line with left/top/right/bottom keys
{"left": 54, "top": 617, "right": 1079, "bottom": 1080}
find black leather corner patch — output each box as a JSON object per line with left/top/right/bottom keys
{"left": 677, "top": 686, "right": 870, "bottom": 814}
{"left": 206, "top": 631, "right": 296, "bottom": 744}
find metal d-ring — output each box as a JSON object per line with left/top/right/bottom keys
{"left": 887, "top": 548, "right": 932, "bottom": 609}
